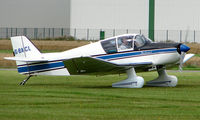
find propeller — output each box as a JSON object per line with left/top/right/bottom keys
{"left": 178, "top": 29, "right": 190, "bottom": 71}
{"left": 178, "top": 44, "right": 190, "bottom": 71}
{"left": 179, "top": 52, "right": 186, "bottom": 71}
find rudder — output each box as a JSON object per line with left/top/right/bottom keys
{"left": 11, "top": 36, "right": 41, "bottom": 58}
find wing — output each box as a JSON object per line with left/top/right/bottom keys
{"left": 63, "top": 57, "right": 152, "bottom": 75}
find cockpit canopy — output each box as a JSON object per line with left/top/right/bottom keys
{"left": 101, "top": 34, "right": 152, "bottom": 54}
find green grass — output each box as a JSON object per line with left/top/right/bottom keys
{"left": 195, "top": 54, "right": 200, "bottom": 57}
{"left": 0, "top": 70, "right": 200, "bottom": 120}
{"left": 0, "top": 50, "right": 13, "bottom": 53}
{"left": 171, "top": 66, "right": 200, "bottom": 70}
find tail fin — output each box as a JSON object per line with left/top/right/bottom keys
{"left": 11, "top": 36, "right": 41, "bottom": 58}
{"left": 5, "top": 36, "right": 70, "bottom": 76}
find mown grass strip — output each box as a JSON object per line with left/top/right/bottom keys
{"left": 0, "top": 70, "right": 200, "bottom": 120}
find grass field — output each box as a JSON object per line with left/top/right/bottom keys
{"left": 0, "top": 70, "right": 200, "bottom": 120}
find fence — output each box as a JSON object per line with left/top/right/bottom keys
{"left": 0, "top": 28, "right": 199, "bottom": 43}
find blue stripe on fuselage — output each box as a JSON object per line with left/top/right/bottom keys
{"left": 95, "top": 48, "right": 177, "bottom": 60}
{"left": 17, "top": 61, "right": 64, "bottom": 73}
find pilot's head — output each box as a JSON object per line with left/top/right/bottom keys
{"left": 122, "top": 38, "right": 128, "bottom": 44}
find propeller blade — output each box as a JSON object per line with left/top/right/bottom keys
{"left": 179, "top": 52, "right": 186, "bottom": 72}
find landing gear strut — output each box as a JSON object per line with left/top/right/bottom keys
{"left": 19, "top": 75, "right": 32, "bottom": 85}
{"left": 146, "top": 66, "right": 178, "bottom": 87}
{"left": 112, "top": 67, "right": 144, "bottom": 88}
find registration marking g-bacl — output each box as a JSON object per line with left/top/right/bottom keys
{"left": 14, "top": 46, "right": 31, "bottom": 55}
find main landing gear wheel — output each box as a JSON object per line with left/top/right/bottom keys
{"left": 112, "top": 68, "right": 144, "bottom": 88}
{"left": 146, "top": 66, "right": 178, "bottom": 87}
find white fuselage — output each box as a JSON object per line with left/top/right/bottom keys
{"left": 41, "top": 40, "right": 180, "bottom": 67}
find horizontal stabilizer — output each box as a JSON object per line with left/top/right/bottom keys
{"left": 17, "top": 61, "right": 70, "bottom": 76}
{"left": 4, "top": 57, "right": 49, "bottom": 62}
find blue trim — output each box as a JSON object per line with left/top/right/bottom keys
{"left": 95, "top": 48, "right": 177, "bottom": 60}
{"left": 18, "top": 61, "right": 64, "bottom": 73}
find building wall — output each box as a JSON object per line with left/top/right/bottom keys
{"left": 0, "top": 0, "right": 200, "bottom": 31}
{"left": 155, "top": 0, "right": 200, "bottom": 30}
{"left": 0, "top": 0, "right": 70, "bottom": 28}
{"left": 71, "top": 0, "right": 200, "bottom": 30}
{"left": 71, "top": 0, "right": 148, "bottom": 29}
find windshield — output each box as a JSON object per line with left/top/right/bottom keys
{"left": 101, "top": 38, "right": 117, "bottom": 54}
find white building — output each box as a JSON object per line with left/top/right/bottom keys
{"left": 1, "top": 0, "right": 199, "bottom": 30}
{"left": 0, "top": 0, "right": 200, "bottom": 42}
{"left": 70, "top": 0, "right": 200, "bottom": 42}
{"left": 71, "top": 0, "right": 200, "bottom": 30}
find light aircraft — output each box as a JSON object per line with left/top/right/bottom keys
{"left": 4, "top": 34, "right": 194, "bottom": 88}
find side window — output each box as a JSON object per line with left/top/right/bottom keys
{"left": 117, "top": 36, "right": 133, "bottom": 51}
{"left": 101, "top": 38, "right": 117, "bottom": 54}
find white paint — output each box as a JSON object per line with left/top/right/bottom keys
{"left": 112, "top": 67, "right": 144, "bottom": 88}
{"left": 146, "top": 67, "right": 178, "bottom": 87}
{"left": 35, "top": 68, "right": 70, "bottom": 76}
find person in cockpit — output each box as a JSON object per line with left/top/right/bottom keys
{"left": 119, "top": 38, "right": 128, "bottom": 50}
{"left": 119, "top": 38, "right": 132, "bottom": 50}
